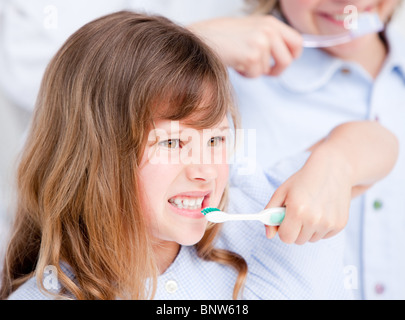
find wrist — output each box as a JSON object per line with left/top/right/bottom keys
{"left": 310, "top": 140, "right": 355, "bottom": 186}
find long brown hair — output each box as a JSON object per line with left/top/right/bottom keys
{"left": 0, "top": 11, "right": 246, "bottom": 300}
{"left": 245, "top": 0, "right": 279, "bottom": 14}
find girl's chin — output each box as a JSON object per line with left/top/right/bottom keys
{"left": 176, "top": 231, "right": 206, "bottom": 246}
{"left": 173, "top": 225, "right": 207, "bottom": 246}
{"left": 165, "top": 213, "right": 209, "bottom": 246}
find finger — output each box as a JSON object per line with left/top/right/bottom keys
{"left": 265, "top": 225, "right": 279, "bottom": 239}
{"left": 378, "top": 0, "right": 399, "bottom": 22}
{"left": 276, "top": 22, "right": 303, "bottom": 59}
{"left": 266, "top": 183, "right": 288, "bottom": 209}
{"left": 322, "top": 229, "right": 340, "bottom": 240}
{"left": 311, "top": 220, "right": 347, "bottom": 242}
{"left": 237, "top": 58, "right": 266, "bottom": 78}
{"left": 277, "top": 212, "right": 302, "bottom": 244}
{"left": 262, "top": 50, "right": 272, "bottom": 75}
{"left": 241, "top": 39, "right": 272, "bottom": 77}
{"left": 266, "top": 183, "right": 294, "bottom": 241}
{"left": 235, "top": 63, "right": 247, "bottom": 76}
{"left": 263, "top": 15, "right": 303, "bottom": 59}
{"left": 268, "top": 35, "right": 294, "bottom": 76}
{"left": 309, "top": 230, "right": 329, "bottom": 243}
{"left": 295, "top": 225, "right": 318, "bottom": 245}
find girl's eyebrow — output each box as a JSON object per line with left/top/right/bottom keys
{"left": 217, "top": 126, "right": 230, "bottom": 131}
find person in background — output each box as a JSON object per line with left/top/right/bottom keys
{"left": 226, "top": 0, "right": 405, "bottom": 299}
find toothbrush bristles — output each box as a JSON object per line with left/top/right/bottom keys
{"left": 201, "top": 207, "right": 220, "bottom": 215}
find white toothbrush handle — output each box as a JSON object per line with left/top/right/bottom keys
{"left": 302, "top": 33, "right": 353, "bottom": 48}
{"left": 225, "top": 207, "right": 285, "bottom": 226}
{"left": 225, "top": 213, "right": 262, "bottom": 221}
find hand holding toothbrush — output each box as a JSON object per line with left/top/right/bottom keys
{"left": 264, "top": 149, "right": 353, "bottom": 244}
{"left": 188, "top": 12, "right": 383, "bottom": 78}
{"left": 188, "top": 15, "right": 303, "bottom": 78}
{"left": 265, "top": 122, "right": 398, "bottom": 244}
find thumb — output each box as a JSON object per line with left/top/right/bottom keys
{"left": 266, "top": 182, "right": 288, "bottom": 209}
{"left": 264, "top": 184, "right": 288, "bottom": 239}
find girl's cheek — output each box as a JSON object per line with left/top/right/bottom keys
{"left": 218, "top": 164, "right": 229, "bottom": 189}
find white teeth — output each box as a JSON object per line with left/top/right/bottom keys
{"left": 169, "top": 197, "right": 204, "bottom": 210}
{"left": 333, "top": 13, "right": 350, "bottom": 21}
{"left": 333, "top": 12, "right": 367, "bottom": 21}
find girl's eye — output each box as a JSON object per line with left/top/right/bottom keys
{"left": 158, "top": 139, "right": 180, "bottom": 149}
{"left": 208, "top": 136, "right": 225, "bottom": 147}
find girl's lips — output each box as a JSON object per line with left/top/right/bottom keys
{"left": 167, "top": 191, "right": 211, "bottom": 219}
{"left": 170, "top": 191, "right": 211, "bottom": 198}
{"left": 167, "top": 203, "right": 207, "bottom": 219}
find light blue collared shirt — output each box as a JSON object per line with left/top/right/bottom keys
{"left": 230, "top": 24, "right": 405, "bottom": 300}
{"left": 7, "top": 152, "right": 352, "bottom": 300}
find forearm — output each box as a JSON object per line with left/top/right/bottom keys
{"left": 309, "top": 121, "right": 399, "bottom": 193}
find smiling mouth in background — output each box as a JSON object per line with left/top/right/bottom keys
{"left": 318, "top": 6, "right": 374, "bottom": 27}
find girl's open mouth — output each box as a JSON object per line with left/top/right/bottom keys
{"left": 168, "top": 191, "right": 211, "bottom": 218}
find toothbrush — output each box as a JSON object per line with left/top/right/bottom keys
{"left": 302, "top": 12, "right": 384, "bottom": 48}
{"left": 201, "top": 207, "right": 285, "bottom": 226}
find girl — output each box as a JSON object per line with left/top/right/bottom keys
{"left": 0, "top": 11, "right": 397, "bottom": 300}
{"left": 228, "top": 0, "right": 405, "bottom": 299}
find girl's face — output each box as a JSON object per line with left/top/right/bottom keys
{"left": 138, "top": 115, "right": 230, "bottom": 247}
{"left": 280, "top": 0, "right": 395, "bottom": 55}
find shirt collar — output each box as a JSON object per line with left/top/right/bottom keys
{"left": 278, "top": 48, "right": 344, "bottom": 93}
{"left": 384, "top": 24, "right": 405, "bottom": 83}
{"left": 278, "top": 24, "right": 405, "bottom": 93}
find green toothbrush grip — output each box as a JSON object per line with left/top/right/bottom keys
{"left": 270, "top": 211, "right": 285, "bottom": 225}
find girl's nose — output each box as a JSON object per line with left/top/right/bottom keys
{"left": 185, "top": 164, "right": 218, "bottom": 183}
